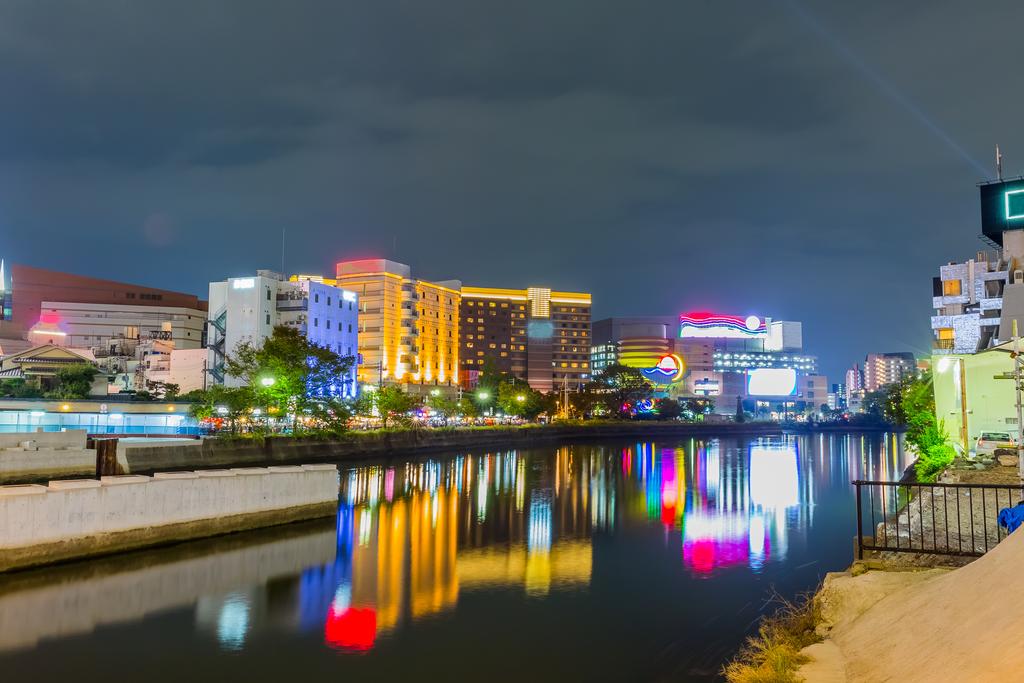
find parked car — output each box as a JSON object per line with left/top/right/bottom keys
{"left": 975, "top": 431, "right": 1017, "bottom": 457}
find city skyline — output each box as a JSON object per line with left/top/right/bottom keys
{"left": 3, "top": 3, "right": 1022, "bottom": 380}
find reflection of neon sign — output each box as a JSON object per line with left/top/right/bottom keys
{"left": 679, "top": 312, "right": 767, "bottom": 339}
{"left": 640, "top": 353, "right": 686, "bottom": 384}
{"left": 325, "top": 607, "right": 376, "bottom": 650}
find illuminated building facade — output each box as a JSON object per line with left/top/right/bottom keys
{"left": 335, "top": 259, "right": 460, "bottom": 393}
{"left": 930, "top": 179, "right": 1024, "bottom": 355}
{"left": 207, "top": 270, "right": 358, "bottom": 394}
{"left": 1, "top": 263, "right": 207, "bottom": 338}
{"left": 459, "top": 286, "right": 591, "bottom": 392}
{"left": 592, "top": 313, "right": 826, "bottom": 417}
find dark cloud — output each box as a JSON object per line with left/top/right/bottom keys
{"left": 0, "top": 0, "right": 1019, "bottom": 378}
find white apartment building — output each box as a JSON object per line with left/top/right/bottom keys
{"left": 207, "top": 270, "right": 359, "bottom": 395}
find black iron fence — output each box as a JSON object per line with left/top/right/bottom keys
{"left": 853, "top": 480, "right": 1024, "bottom": 559}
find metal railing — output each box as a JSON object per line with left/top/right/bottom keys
{"left": 854, "top": 480, "right": 1024, "bottom": 559}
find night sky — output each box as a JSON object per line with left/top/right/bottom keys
{"left": 1, "top": 1, "right": 1019, "bottom": 380}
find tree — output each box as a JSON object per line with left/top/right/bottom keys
{"left": 657, "top": 398, "right": 682, "bottom": 420}
{"left": 456, "top": 396, "right": 480, "bottom": 420}
{"left": 372, "top": 386, "right": 420, "bottom": 428}
{"left": 0, "top": 378, "right": 43, "bottom": 399}
{"left": 45, "top": 364, "right": 98, "bottom": 399}
{"left": 147, "top": 380, "right": 180, "bottom": 400}
{"left": 735, "top": 395, "right": 745, "bottom": 423}
{"left": 497, "top": 382, "right": 551, "bottom": 420}
{"left": 427, "top": 393, "right": 460, "bottom": 426}
{"left": 682, "top": 397, "right": 714, "bottom": 420}
{"left": 568, "top": 386, "right": 602, "bottom": 419}
{"left": 188, "top": 384, "right": 254, "bottom": 434}
{"left": 225, "top": 325, "right": 356, "bottom": 433}
{"left": 588, "top": 364, "right": 653, "bottom": 419}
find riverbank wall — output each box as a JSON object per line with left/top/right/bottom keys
{"left": 0, "top": 431, "right": 95, "bottom": 482}
{"left": 0, "top": 464, "right": 339, "bottom": 573}
{"left": 119, "top": 422, "right": 784, "bottom": 474}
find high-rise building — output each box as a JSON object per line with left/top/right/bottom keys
{"left": 930, "top": 178, "right": 1024, "bottom": 354}
{"left": 334, "top": 259, "right": 460, "bottom": 394}
{"left": 459, "top": 286, "right": 591, "bottom": 392}
{"left": 862, "top": 352, "right": 916, "bottom": 392}
{"left": 207, "top": 270, "right": 358, "bottom": 395}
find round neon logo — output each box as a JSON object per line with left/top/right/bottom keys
{"left": 641, "top": 353, "right": 686, "bottom": 384}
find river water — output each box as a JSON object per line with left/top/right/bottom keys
{"left": 0, "top": 432, "right": 905, "bottom": 682}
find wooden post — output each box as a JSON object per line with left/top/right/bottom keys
{"left": 94, "top": 438, "right": 119, "bottom": 477}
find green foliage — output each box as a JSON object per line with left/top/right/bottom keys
{"left": 0, "top": 378, "right": 44, "bottom": 398}
{"left": 188, "top": 384, "right": 254, "bottom": 433}
{"left": 456, "top": 396, "right": 480, "bottom": 419}
{"left": 657, "top": 397, "right": 682, "bottom": 420}
{"left": 587, "top": 364, "right": 653, "bottom": 418}
{"left": 496, "top": 381, "right": 551, "bottom": 420}
{"left": 427, "top": 393, "right": 460, "bottom": 426}
{"left": 916, "top": 443, "right": 956, "bottom": 482}
{"left": 371, "top": 386, "right": 420, "bottom": 428}
{"left": 44, "top": 364, "right": 98, "bottom": 399}
{"left": 225, "top": 325, "right": 356, "bottom": 434}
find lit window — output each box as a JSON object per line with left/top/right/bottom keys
{"left": 943, "top": 280, "right": 962, "bottom": 296}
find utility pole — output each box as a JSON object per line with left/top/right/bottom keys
{"left": 1015, "top": 320, "right": 1024, "bottom": 479}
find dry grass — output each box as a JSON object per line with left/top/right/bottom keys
{"left": 721, "top": 589, "right": 822, "bottom": 683}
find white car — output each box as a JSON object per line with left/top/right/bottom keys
{"left": 975, "top": 432, "right": 1017, "bottom": 458}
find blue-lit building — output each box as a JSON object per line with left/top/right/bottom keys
{"left": 207, "top": 271, "right": 359, "bottom": 397}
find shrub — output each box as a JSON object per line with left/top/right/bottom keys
{"left": 915, "top": 443, "right": 956, "bottom": 482}
{"left": 722, "top": 591, "right": 820, "bottom": 683}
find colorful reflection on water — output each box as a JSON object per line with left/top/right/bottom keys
{"left": 0, "top": 433, "right": 906, "bottom": 682}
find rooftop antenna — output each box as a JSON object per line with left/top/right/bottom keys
{"left": 997, "top": 144, "right": 1004, "bottom": 180}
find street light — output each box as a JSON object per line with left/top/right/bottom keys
{"left": 516, "top": 394, "right": 526, "bottom": 402}
{"left": 260, "top": 377, "right": 275, "bottom": 387}
{"left": 430, "top": 388, "right": 441, "bottom": 397}
{"left": 477, "top": 391, "right": 490, "bottom": 400}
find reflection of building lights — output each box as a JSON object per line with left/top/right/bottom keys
{"left": 749, "top": 444, "right": 799, "bottom": 510}
{"left": 216, "top": 593, "right": 250, "bottom": 651}
{"left": 528, "top": 493, "right": 552, "bottom": 553}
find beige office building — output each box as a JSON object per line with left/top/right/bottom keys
{"left": 334, "top": 259, "right": 461, "bottom": 393}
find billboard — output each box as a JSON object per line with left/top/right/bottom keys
{"left": 747, "top": 368, "right": 797, "bottom": 396}
{"left": 680, "top": 312, "right": 768, "bottom": 339}
{"left": 980, "top": 179, "right": 1024, "bottom": 246}
{"left": 640, "top": 353, "right": 686, "bottom": 385}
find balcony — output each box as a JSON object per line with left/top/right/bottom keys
{"left": 276, "top": 295, "right": 308, "bottom": 312}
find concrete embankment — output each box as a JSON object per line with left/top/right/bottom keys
{"left": 0, "top": 431, "right": 95, "bottom": 482}
{"left": 798, "top": 526, "right": 1024, "bottom": 682}
{"left": 0, "top": 464, "right": 339, "bottom": 572}
{"left": 119, "top": 422, "right": 782, "bottom": 474}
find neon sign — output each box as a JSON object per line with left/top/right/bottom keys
{"left": 679, "top": 312, "right": 768, "bottom": 339}
{"left": 640, "top": 353, "right": 686, "bottom": 384}
{"left": 1007, "top": 189, "right": 1024, "bottom": 220}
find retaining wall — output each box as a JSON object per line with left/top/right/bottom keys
{"left": 0, "top": 430, "right": 94, "bottom": 482}
{"left": 0, "top": 464, "right": 339, "bottom": 572}
{"left": 121, "top": 422, "right": 784, "bottom": 473}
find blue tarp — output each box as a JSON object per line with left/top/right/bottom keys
{"left": 998, "top": 505, "right": 1024, "bottom": 533}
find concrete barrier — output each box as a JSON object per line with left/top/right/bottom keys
{"left": 0, "top": 464, "right": 339, "bottom": 572}
{"left": 0, "top": 430, "right": 95, "bottom": 482}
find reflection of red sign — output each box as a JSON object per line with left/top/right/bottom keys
{"left": 325, "top": 607, "right": 376, "bottom": 651}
